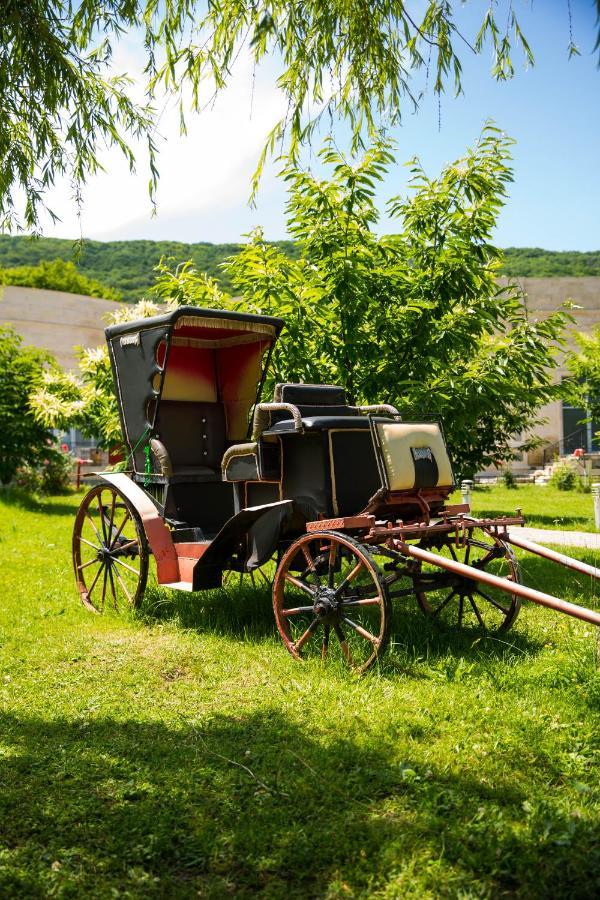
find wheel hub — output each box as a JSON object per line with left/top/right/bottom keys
{"left": 313, "top": 587, "right": 339, "bottom": 622}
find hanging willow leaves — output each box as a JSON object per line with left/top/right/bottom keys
{"left": 1, "top": 1, "right": 592, "bottom": 229}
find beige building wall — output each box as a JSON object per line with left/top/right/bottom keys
{"left": 0, "top": 284, "right": 123, "bottom": 370}
{"left": 498, "top": 277, "right": 600, "bottom": 469}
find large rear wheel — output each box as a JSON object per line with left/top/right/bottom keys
{"left": 73, "top": 483, "right": 149, "bottom": 612}
{"left": 415, "top": 525, "right": 521, "bottom": 632}
{"left": 273, "top": 531, "right": 391, "bottom": 673}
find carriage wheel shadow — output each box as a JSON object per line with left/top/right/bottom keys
{"left": 0, "top": 708, "right": 597, "bottom": 897}
{"left": 137, "top": 567, "right": 544, "bottom": 669}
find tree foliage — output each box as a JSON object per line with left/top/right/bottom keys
{"left": 33, "top": 130, "right": 570, "bottom": 476}
{"left": 2, "top": 1, "right": 593, "bottom": 229}
{"left": 0, "top": 327, "right": 57, "bottom": 484}
{"left": 0, "top": 236, "right": 597, "bottom": 305}
{"left": 567, "top": 328, "right": 600, "bottom": 424}
{"left": 0, "top": 258, "right": 121, "bottom": 300}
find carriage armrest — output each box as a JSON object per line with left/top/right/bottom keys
{"left": 150, "top": 438, "right": 173, "bottom": 477}
{"left": 356, "top": 404, "right": 400, "bottom": 417}
{"left": 252, "top": 402, "right": 303, "bottom": 440}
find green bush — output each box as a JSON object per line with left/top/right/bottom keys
{"left": 549, "top": 463, "right": 580, "bottom": 492}
{"left": 14, "top": 442, "right": 73, "bottom": 495}
{"left": 502, "top": 467, "right": 517, "bottom": 489}
{"left": 0, "top": 258, "right": 121, "bottom": 300}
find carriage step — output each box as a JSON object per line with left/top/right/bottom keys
{"left": 160, "top": 580, "right": 194, "bottom": 592}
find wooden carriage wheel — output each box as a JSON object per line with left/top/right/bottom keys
{"left": 273, "top": 532, "right": 391, "bottom": 673}
{"left": 73, "top": 484, "right": 149, "bottom": 613}
{"left": 415, "top": 525, "right": 521, "bottom": 632}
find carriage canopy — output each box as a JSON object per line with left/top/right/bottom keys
{"left": 106, "top": 306, "right": 284, "bottom": 474}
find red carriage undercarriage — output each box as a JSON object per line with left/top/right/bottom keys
{"left": 73, "top": 307, "right": 600, "bottom": 673}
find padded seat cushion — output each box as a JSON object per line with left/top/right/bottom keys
{"left": 265, "top": 416, "right": 373, "bottom": 434}
{"left": 376, "top": 422, "right": 454, "bottom": 490}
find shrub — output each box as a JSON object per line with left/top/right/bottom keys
{"left": 502, "top": 467, "right": 517, "bottom": 489}
{"left": 0, "top": 258, "right": 121, "bottom": 300}
{"left": 14, "top": 442, "right": 73, "bottom": 495}
{"left": 549, "top": 463, "right": 580, "bottom": 492}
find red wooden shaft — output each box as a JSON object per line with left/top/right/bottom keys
{"left": 505, "top": 532, "right": 600, "bottom": 581}
{"left": 398, "top": 542, "right": 600, "bottom": 627}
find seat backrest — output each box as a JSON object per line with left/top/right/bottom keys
{"left": 273, "top": 383, "right": 357, "bottom": 418}
{"left": 375, "top": 421, "right": 454, "bottom": 491}
{"left": 156, "top": 400, "right": 226, "bottom": 470}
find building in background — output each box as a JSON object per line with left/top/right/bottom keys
{"left": 0, "top": 284, "right": 124, "bottom": 455}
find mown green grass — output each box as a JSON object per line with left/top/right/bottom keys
{"left": 1, "top": 488, "right": 599, "bottom": 898}
{"left": 470, "top": 483, "right": 597, "bottom": 532}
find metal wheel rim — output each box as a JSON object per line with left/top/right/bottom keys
{"left": 415, "top": 525, "right": 521, "bottom": 632}
{"left": 273, "top": 531, "right": 391, "bottom": 673}
{"left": 72, "top": 484, "right": 148, "bottom": 613}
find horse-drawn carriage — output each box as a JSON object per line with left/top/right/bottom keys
{"left": 73, "top": 306, "right": 600, "bottom": 672}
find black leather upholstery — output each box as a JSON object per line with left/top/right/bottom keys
{"left": 156, "top": 400, "right": 226, "bottom": 476}
{"left": 265, "top": 416, "right": 372, "bottom": 434}
{"left": 278, "top": 383, "right": 349, "bottom": 407}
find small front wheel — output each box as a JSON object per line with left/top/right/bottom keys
{"left": 273, "top": 531, "right": 391, "bottom": 673}
{"left": 72, "top": 483, "right": 149, "bottom": 612}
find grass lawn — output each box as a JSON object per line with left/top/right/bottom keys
{"left": 470, "top": 483, "right": 597, "bottom": 532}
{"left": 1, "top": 487, "right": 599, "bottom": 898}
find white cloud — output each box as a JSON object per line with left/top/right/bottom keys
{"left": 41, "top": 43, "right": 289, "bottom": 242}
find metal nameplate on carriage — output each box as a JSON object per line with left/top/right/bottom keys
{"left": 120, "top": 332, "right": 140, "bottom": 347}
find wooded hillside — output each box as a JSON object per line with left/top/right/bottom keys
{"left": 0, "top": 236, "right": 596, "bottom": 303}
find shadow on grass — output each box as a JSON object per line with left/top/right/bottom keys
{"left": 0, "top": 486, "right": 77, "bottom": 517}
{"left": 0, "top": 708, "right": 597, "bottom": 898}
{"left": 476, "top": 507, "right": 592, "bottom": 530}
{"left": 137, "top": 577, "right": 543, "bottom": 669}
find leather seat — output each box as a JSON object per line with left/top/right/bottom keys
{"left": 154, "top": 400, "right": 226, "bottom": 479}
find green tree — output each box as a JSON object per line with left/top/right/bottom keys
{"left": 0, "top": 258, "right": 121, "bottom": 300}
{"left": 0, "top": 327, "right": 57, "bottom": 484}
{"left": 33, "top": 130, "right": 570, "bottom": 477}
{"left": 3, "top": 1, "right": 593, "bottom": 230}
{"left": 566, "top": 328, "right": 600, "bottom": 422}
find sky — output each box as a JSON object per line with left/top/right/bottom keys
{"left": 41, "top": 1, "right": 600, "bottom": 250}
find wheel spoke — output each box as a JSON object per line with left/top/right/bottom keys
{"left": 458, "top": 594, "right": 464, "bottom": 626}
{"left": 468, "top": 594, "right": 486, "bottom": 628}
{"left": 112, "top": 539, "right": 138, "bottom": 555}
{"left": 78, "top": 535, "right": 101, "bottom": 552}
{"left": 293, "top": 618, "right": 320, "bottom": 652}
{"left": 301, "top": 545, "right": 319, "bottom": 576}
{"left": 475, "top": 588, "right": 510, "bottom": 615}
{"left": 107, "top": 564, "right": 118, "bottom": 610}
{"left": 282, "top": 605, "right": 314, "bottom": 616}
{"left": 339, "top": 597, "right": 380, "bottom": 607}
{"left": 111, "top": 556, "right": 141, "bottom": 577}
{"left": 77, "top": 557, "right": 99, "bottom": 571}
{"left": 85, "top": 512, "right": 104, "bottom": 546}
{"left": 284, "top": 573, "right": 316, "bottom": 597}
{"left": 86, "top": 560, "right": 105, "bottom": 600}
{"left": 333, "top": 623, "right": 353, "bottom": 666}
{"left": 341, "top": 616, "right": 379, "bottom": 645}
{"left": 333, "top": 561, "right": 364, "bottom": 598}
{"left": 432, "top": 589, "right": 457, "bottom": 618}
{"left": 328, "top": 542, "right": 337, "bottom": 588}
{"left": 101, "top": 564, "right": 108, "bottom": 610}
{"left": 97, "top": 494, "right": 109, "bottom": 543}
{"left": 322, "top": 624, "right": 330, "bottom": 660}
{"left": 109, "top": 509, "right": 132, "bottom": 550}
{"left": 112, "top": 564, "right": 134, "bottom": 605}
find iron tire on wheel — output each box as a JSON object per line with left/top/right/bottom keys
{"left": 415, "top": 524, "right": 521, "bottom": 632}
{"left": 273, "top": 531, "right": 391, "bottom": 673}
{"left": 73, "top": 483, "right": 149, "bottom": 613}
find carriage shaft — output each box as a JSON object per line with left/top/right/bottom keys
{"left": 504, "top": 532, "right": 600, "bottom": 581}
{"left": 396, "top": 541, "right": 600, "bottom": 627}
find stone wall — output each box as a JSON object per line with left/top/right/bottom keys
{"left": 0, "top": 284, "right": 123, "bottom": 370}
